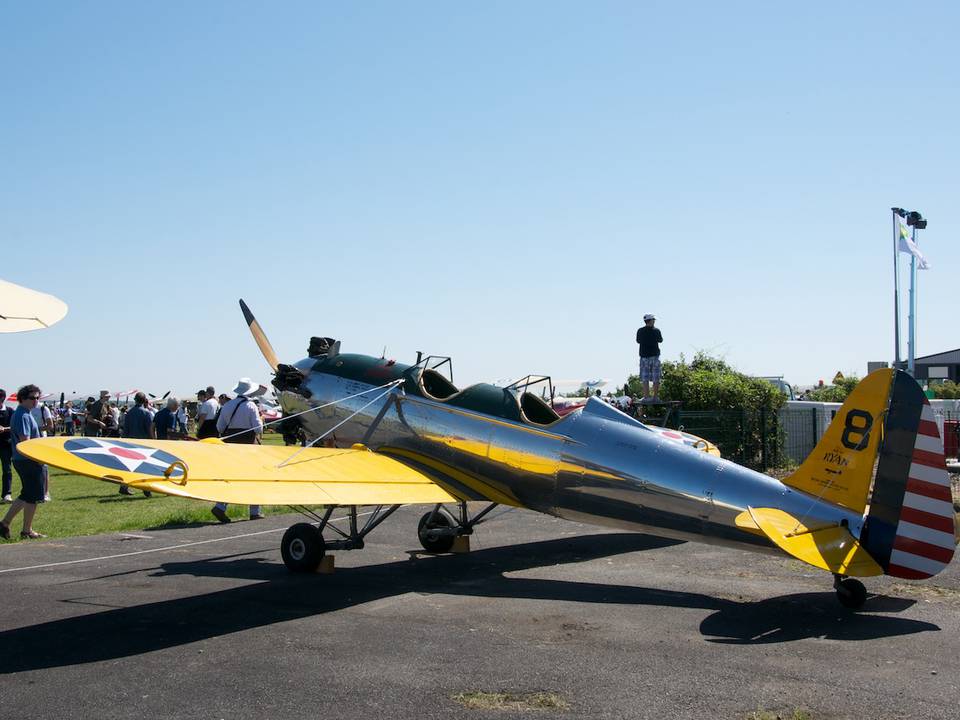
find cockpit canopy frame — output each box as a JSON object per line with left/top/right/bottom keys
{"left": 505, "top": 374, "right": 555, "bottom": 403}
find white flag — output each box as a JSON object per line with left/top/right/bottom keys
{"left": 898, "top": 222, "right": 930, "bottom": 270}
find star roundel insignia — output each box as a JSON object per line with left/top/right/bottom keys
{"left": 63, "top": 438, "right": 185, "bottom": 478}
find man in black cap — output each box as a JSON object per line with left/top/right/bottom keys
{"left": 636, "top": 313, "right": 663, "bottom": 403}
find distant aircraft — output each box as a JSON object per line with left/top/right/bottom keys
{"left": 20, "top": 301, "right": 956, "bottom": 609}
{"left": 255, "top": 393, "right": 282, "bottom": 423}
{"left": 6, "top": 392, "right": 54, "bottom": 403}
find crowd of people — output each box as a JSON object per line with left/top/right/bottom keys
{"left": 0, "top": 378, "right": 269, "bottom": 540}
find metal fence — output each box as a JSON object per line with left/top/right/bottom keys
{"left": 666, "top": 408, "right": 780, "bottom": 471}
{"left": 778, "top": 405, "right": 840, "bottom": 465}
{"left": 663, "top": 406, "right": 960, "bottom": 472}
{"left": 778, "top": 404, "right": 960, "bottom": 466}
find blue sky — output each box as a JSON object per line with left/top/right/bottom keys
{"left": 2, "top": 1, "right": 957, "bottom": 397}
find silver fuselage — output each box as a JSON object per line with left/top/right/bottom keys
{"left": 281, "top": 367, "right": 863, "bottom": 555}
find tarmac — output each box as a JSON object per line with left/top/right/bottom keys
{"left": 1, "top": 506, "right": 958, "bottom": 720}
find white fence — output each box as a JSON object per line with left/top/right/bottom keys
{"left": 780, "top": 398, "right": 960, "bottom": 464}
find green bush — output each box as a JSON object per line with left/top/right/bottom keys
{"left": 625, "top": 353, "right": 786, "bottom": 468}
{"left": 626, "top": 353, "right": 786, "bottom": 412}
{"left": 804, "top": 376, "right": 860, "bottom": 402}
{"left": 930, "top": 380, "right": 960, "bottom": 399}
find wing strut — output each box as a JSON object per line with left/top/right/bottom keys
{"left": 361, "top": 394, "right": 402, "bottom": 445}
{"left": 277, "top": 379, "right": 404, "bottom": 468}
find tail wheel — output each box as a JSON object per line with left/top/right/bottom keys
{"left": 836, "top": 578, "right": 867, "bottom": 609}
{"left": 281, "top": 523, "right": 325, "bottom": 572}
{"left": 418, "top": 509, "right": 457, "bottom": 553}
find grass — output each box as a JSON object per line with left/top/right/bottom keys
{"left": 746, "top": 709, "right": 812, "bottom": 720}
{"left": 888, "top": 582, "right": 960, "bottom": 602}
{"left": 1, "top": 432, "right": 295, "bottom": 542}
{"left": 452, "top": 692, "right": 569, "bottom": 712}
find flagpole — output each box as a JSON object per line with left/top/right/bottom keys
{"left": 891, "top": 208, "right": 902, "bottom": 368}
{"left": 908, "top": 224, "right": 918, "bottom": 376}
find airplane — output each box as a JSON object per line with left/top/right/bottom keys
{"left": 255, "top": 393, "right": 282, "bottom": 423}
{"left": 18, "top": 300, "right": 957, "bottom": 610}
{"left": 5, "top": 391, "right": 55, "bottom": 404}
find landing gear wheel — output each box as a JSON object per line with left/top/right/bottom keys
{"left": 281, "top": 523, "right": 325, "bottom": 572}
{"left": 418, "top": 509, "right": 457, "bottom": 553}
{"left": 836, "top": 578, "right": 867, "bottom": 609}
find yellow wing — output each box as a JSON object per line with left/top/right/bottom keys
{"left": 17, "top": 437, "right": 457, "bottom": 506}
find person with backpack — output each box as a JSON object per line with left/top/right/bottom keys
{"left": 210, "top": 378, "right": 264, "bottom": 522}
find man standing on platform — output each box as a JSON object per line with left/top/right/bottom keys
{"left": 636, "top": 313, "right": 663, "bottom": 404}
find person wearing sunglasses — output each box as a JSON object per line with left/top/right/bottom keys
{"left": 0, "top": 384, "right": 47, "bottom": 540}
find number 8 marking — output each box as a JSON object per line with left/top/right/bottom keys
{"left": 841, "top": 409, "right": 873, "bottom": 450}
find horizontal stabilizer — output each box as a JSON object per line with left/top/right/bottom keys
{"left": 748, "top": 507, "right": 883, "bottom": 577}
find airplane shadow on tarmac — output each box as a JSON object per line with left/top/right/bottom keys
{"left": 0, "top": 533, "right": 937, "bottom": 674}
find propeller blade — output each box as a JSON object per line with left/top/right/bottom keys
{"left": 239, "top": 298, "right": 279, "bottom": 372}
{"left": 162, "top": 390, "right": 171, "bottom": 400}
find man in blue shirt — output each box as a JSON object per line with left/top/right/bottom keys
{"left": 153, "top": 396, "right": 183, "bottom": 440}
{"left": 123, "top": 393, "right": 155, "bottom": 440}
{"left": 117, "top": 392, "right": 154, "bottom": 497}
{"left": 0, "top": 384, "right": 47, "bottom": 540}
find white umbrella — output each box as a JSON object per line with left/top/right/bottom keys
{"left": 0, "top": 279, "right": 68, "bottom": 332}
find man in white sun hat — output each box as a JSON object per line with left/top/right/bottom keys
{"left": 636, "top": 313, "right": 663, "bottom": 403}
{"left": 210, "top": 378, "right": 264, "bottom": 523}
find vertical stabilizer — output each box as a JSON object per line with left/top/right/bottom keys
{"left": 862, "top": 372, "right": 956, "bottom": 579}
{"left": 783, "top": 369, "right": 894, "bottom": 514}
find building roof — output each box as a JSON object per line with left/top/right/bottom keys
{"left": 914, "top": 348, "right": 960, "bottom": 365}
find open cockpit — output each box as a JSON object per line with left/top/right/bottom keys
{"left": 412, "top": 358, "right": 562, "bottom": 427}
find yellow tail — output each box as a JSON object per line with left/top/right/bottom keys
{"left": 784, "top": 369, "right": 894, "bottom": 513}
